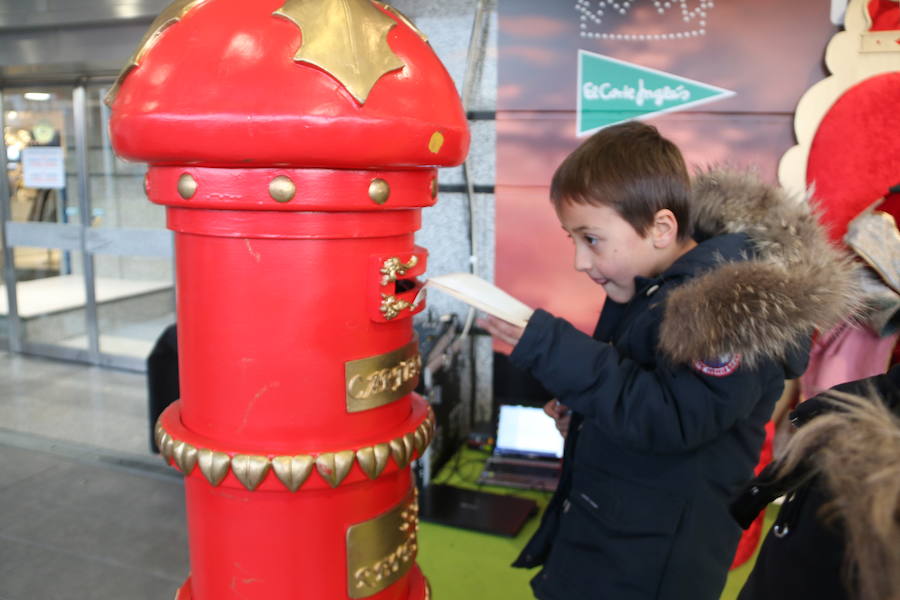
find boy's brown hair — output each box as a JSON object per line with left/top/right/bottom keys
{"left": 550, "top": 121, "right": 693, "bottom": 241}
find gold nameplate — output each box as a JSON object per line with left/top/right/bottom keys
{"left": 347, "top": 488, "right": 418, "bottom": 598}
{"left": 345, "top": 340, "right": 420, "bottom": 413}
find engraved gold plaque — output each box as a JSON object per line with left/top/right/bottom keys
{"left": 346, "top": 340, "right": 420, "bottom": 413}
{"left": 346, "top": 489, "right": 418, "bottom": 598}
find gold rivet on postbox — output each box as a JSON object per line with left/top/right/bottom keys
{"left": 430, "top": 178, "right": 437, "bottom": 198}
{"left": 177, "top": 173, "right": 197, "bottom": 199}
{"left": 369, "top": 178, "right": 390, "bottom": 205}
{"left": 269, "top": 175, "right": 296, "bottom": 203}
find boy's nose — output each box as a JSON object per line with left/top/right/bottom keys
{"left": 573, "top": 245, "right": 592, "bottom": 272}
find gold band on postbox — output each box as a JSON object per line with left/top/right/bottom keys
{"left": 345, "top": 340, "right": 421, "bottom": 413}
{"left": 347, "top": 487, "right": 418, "bottom": 598}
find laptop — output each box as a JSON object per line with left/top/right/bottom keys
{"left": 418, "top": 483, "right": 538, "bottom": 537}
{"left": 477, "top": 404, "right": 564, "bottom": 492}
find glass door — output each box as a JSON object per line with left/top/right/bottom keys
{"left": 0, "top": 86, "right": 91, "bottom": 362}
{"left": 0, "top": 82, "right": 174, "bottom": 370}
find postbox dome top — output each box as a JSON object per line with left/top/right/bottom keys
{"left": 108, "top": 0, "right": 469, "bottom": 169}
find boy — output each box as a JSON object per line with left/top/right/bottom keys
{"left": 482, "top": 121, "right": 857, "bottom": 599}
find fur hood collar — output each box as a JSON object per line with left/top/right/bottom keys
{"left": 658, "top": 169, "right": 859, "bottom": 368}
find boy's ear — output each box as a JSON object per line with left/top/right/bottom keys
{"left": 650, "top": 209, "right": 679, "bottom": 248}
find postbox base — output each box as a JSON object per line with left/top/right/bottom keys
{"left": 174, "top": 564, "right": 431, "bottom": 599}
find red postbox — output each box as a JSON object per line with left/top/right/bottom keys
{"left": 107, "top": 1, "right": 469, "bottom": 598}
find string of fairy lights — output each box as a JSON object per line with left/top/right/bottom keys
{"left": 575, "top": 0, "right": 715, "bottom": 41}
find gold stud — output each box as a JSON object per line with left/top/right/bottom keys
{"left": 428, "top": 131, "right": 444, "bottom": 154}
{"left": 374, "top": 443, "right": 391, "bottom": 476}
{"left": 197, "top": 449, "right": 231, "bottom": 487}
{"left": 173, "top": 441, "right": 198, "bottom": 475}
{"left": 231, "top": 455, "right": 271, "bottom": 491}
{"left": 268, "top": 175, "right": 296, "bottom": 203}
{"left": 390, "top": 438, "right": 410, "bottom": 469}
{"left": 177, "top": 173, "right": 197, "bottom": 199}
{"left": 272, "top": 455, "right": 314, "bottom": 492}
{"left": 316, "top": 451, "right": 355, "bottom": 488}
{"left": 368, "top": 178, "right": 390, "bottom": 205}
{"left": 430, "top": 178, "right": 437, "bottom": 199}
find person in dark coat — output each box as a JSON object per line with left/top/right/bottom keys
{"left": 733, "top": 364, "right": 900, "bottom": 600}
{"left": 482, "top": 121, "right": 858, "bottom": 600}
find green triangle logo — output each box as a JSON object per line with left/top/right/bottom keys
{"left": 577, "top": 50, "right": 735, "bottom": 136}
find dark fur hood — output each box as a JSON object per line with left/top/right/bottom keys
{"left": 658, "top": 169, "right": 860, "bottom": 368}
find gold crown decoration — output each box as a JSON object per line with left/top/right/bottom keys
{"left": 575, "top": 0, "right": 714, "bottom": 41}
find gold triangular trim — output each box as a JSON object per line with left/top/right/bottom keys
{"left": 232, "top": 455, "right": 271, "bottom": 491}
{"left": 173, "top": 441, "right": 198, "bottom": 475}
{"left": 373, "top": 443, "right": 391, "bottom": 477}
{"left": 272, "top": 455, "right": 315, "bottom": 492}
{"left": 356, "top": 447, "right": 378, "bottom": 479}
{"left": 390, "top": 437, "right": 409, "bottom": 469}
{"left": 197, "top": 449, "right": 231, "bottom": 487}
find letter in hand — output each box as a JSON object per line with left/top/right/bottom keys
{"left": 478, "top": 315, "right": 526, "bottom": 348}
{"left": 544, "top": 398, "right": 572, "bottom": 438}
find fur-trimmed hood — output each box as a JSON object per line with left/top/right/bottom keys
{"left": 658, "top": 169, "right": 860, "bottom": 368}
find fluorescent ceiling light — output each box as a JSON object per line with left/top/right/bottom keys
{"left": 24, "top": 92, "right": 51, "bottom": 101}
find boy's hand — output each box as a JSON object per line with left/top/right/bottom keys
{"left": 478, "top": 315, "right": 526, "bottom": 347}
{"left": 544, "top": 398, "right": 572, "bottom": 438}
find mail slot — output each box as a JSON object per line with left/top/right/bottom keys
{"left": 107, "top": 0, "right": 468, "bottom": 598}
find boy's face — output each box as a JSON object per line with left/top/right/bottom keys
{"left": 556, "top": 201, "right": 660, "bottom": 303}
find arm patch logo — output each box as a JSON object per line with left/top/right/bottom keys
{"left": 692, "top": 354, "right": 741, "bottom": 377}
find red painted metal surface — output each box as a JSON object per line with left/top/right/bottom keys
{"left": 108, "top": 0, "right": 468, "bottom": 598}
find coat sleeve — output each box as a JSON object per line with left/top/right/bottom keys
{"left": 510, "top": 309, "right": 778, "bottom": 454}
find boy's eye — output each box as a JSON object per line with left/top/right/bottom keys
{"left": 583, "top": 235, "right": 599, "bottom": 246}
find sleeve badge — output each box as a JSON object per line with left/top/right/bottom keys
{"left": 692, "top": 353, "right": 742, "bottom": 377}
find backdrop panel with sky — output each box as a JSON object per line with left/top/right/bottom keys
{"left": 496, "top": 0, "right": 837, "bottom": 334}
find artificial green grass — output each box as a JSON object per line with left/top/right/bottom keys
{"left": 417, "top": 448, "right": 778, "bottom": 599}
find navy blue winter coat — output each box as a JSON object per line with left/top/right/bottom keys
{"left": 508, "top": 171, "right": 858, "bottom": 600}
